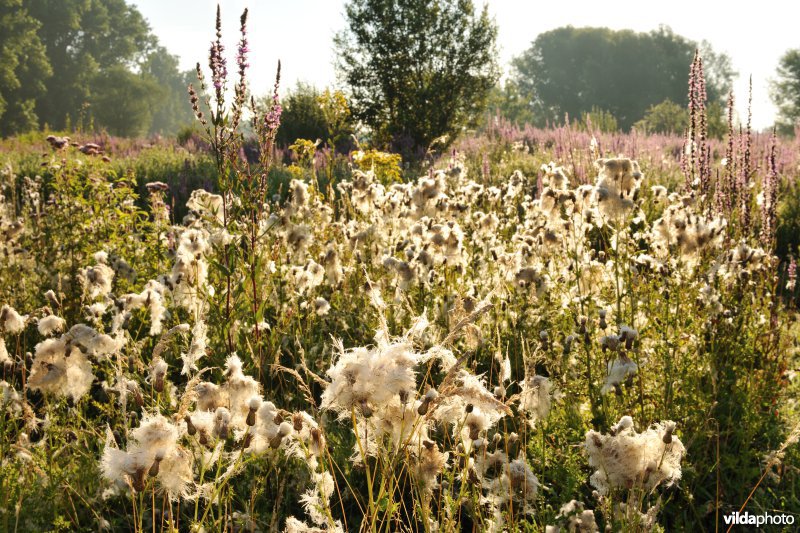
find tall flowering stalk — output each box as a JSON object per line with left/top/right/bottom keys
{"left": 761, "top": 129, "right": 779, "bottom": 248}
{"left": 254, "top": 65, "right": 282, "bottom": 197}
{"left": 787, "top": 255, "right": 797, "bottom": 293}
{"left": 231, "top": 8, "right": 249, "bottom": 133}
{"left": 209, "top": 6, "right": 227, "bottom": 106}
{"left": 682, "top": 50, "right": 712, "bottom": 204}
{"left": 716, "top": 91, "right": 736, "bottom": 217}
{"left": 738, "top": 77, "right": 754, "bottom": 230}
{"left": 187, "top": 6, "right": 282, "bottom": 371}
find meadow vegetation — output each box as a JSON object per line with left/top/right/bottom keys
{"left": 1, "top": 6, "right": 800, "bottom": 533}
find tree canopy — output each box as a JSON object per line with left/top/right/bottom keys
{"left": 274, "top": 83, "right": 329, "bottom": 148}
{"left": 0, "top": 0, "right": 194, "bottom": 137}
{"left": 771, "top": 48, "right": 800, "bottom": 134}
{"left": 511, "top": 26, "right": 735, "bottom": 130}
{"left": 273, "top": 84, "right": 355, "bottom": 152}
{"left": 0, "top": 0, "right": 51, "bottom": 136}
{"left": 335, "top": 0, "right": 499, "bottom": 156}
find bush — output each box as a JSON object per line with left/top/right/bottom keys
{"left": 635, "top": 99, "right": 689, "bottom": 135}
{"left": 274, "top": 83, "right": 329, "bottom": 148}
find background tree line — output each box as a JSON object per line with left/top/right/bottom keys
{"left": 2, "top": 0, "right": 800, "bottom": 145}
{"left": 0, "top": 0, "right": 193, "bottom": 137}
{"left": 498, "top": 25, "right": 735, "bottom": 135}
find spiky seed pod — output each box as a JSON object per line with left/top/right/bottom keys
{"left": 399, "top": 389, "right": 409, "bottom": 405}
{"left": 663, "top": 422, "right": 677, "bottom": 444}
{"left": 417, "top": 400, "right": 430, "bottom": 416}
{"left": 359, "top": 399, "right": 373, "bottom": 418}
{"left": 149, "top": 453, "right": 164, "bottom": 477}
{"left": 132, "top": 467, "right": 146, "bottom": 492}
{"left": 133, "top": 389, "right": 143, "bottom": 408}
{"left": 418, "top": 388, "right": 439, "bottom": 416}
{"left": 292, "top": 413, "right": 303, "bottom": 432}
{"left": 185, "top": 415, "right": 197, "bottom": 436}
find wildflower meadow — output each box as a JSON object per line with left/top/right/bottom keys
{"left": 1, "top": 5, "right": 800, "bottom": 533}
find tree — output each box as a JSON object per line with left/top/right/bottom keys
{"left": 274, "top": 83, "right": 329, "bottom": 147}
{"left": 24, "top": 0, "right": 154, "bottom": 131}
{"left": 141, "top": 46, "right": 195, "bottom": 136}
{"left": 481, "top": 80, "right": 536, "bottom": 127}
{"left": 273, "top": 84, "right": 355, "bottom": 151}
{"left": 0, "top": 0, "right": 51, "bottom": 135}
{"left": 635, "top": 99, "right": 688, "bottom": 135}
{"left": 90, "top": 65, "right": 160, "bottom": 137}
{"left": 771, "top": 48, "right": 800, "bottom": 135}
{"left": 335, "top": 0, "right": 499, "bottom": 156}
{"left": 512, "top": 26, "right": 734, "bottom": 130}
{"left": 634, "top": 98, "right": 726, "bottom": 138}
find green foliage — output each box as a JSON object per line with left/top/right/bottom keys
{"left": 25, "top": 0, "right": 154, "bottom": 131}
{"left": 0, "top": 0, "right": 191, "bottom": 137}
{"left": 482, "top": 80, "right": 537, "bottom": 127}
{"left": 141, "top": 46, "right": 195, "bottom": 136}
{"left": 776, "top": 178, "right": 800, "bottom": 259}
{"left": 635, "top": 99, "right": 689, "bottom": 135}
{"left": 771, "top": 48, "right": 800, "bottom": 135}
{"left": 706, "top": 100, "right": 727, "bottom": 139}
{"left": 89, "top": 65, "right": 162, "bottom": 137}
{"left": 0, "top": 0, "right": 51, "bottom": 135}
{"left": 636, "top": 98, "right": 727, "bottom": 138}
{"left": 335, "top": 0, "right": 499, "bottom": 156}
{"left": 274, "top": 82, "right": 329, "bottom": 147}
{"left": 579, "top": 106, "right": 618, "bottom": 133}
{"left": 318, "top": 88, "right": 355, "bottom": 150}
{"left": 512, "top": 26, "right": 734, "bottom": 130}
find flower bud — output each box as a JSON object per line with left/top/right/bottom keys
{"left": 149, "top": 452, "right": 164, "bottom": 477}
{"left": 662, "top": 422, "right": 676, "bottom": 444}
{"left": 359, "top": 399, "right": 373, "bottom": 418}
{"left": 185, "top": 415, "right": 197, "bottom": 436}
{"left": 293, "top": 413, "right": 304, "bottom": 432}
{"left": 417, "top": 398, "right": 431, "bottom": 416}
{"left": 132, "top": 467, "right": 146, "bottom": 492}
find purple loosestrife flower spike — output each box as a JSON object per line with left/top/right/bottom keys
{"left": 231, "top": 8, "right": 249, "bottom": 130}
{"left": 237, "top": 9, "right": 249, "bottom": 78}
{"left": 761, "top": 129, "right": 779, "bottom": 248}
{"left": 264, "top": 62, "right": 282, "bottom": 133}
{"left": 209, "top": 4, "right": 227, "bottom": 102}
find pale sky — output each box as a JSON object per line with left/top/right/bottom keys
{"left": 131, "top": 0, "right": 799, "bottom": 130}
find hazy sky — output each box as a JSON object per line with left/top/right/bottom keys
{"left": 130, "top": 0, "right": 798, "bottom": 130}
